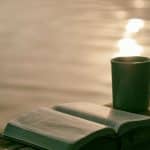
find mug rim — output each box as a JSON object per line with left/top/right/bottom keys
{"left": 111, "top": 56, "right": 150, "bottom": 64}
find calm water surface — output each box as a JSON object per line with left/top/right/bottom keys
{"left": 0, "top": 0, "right": 150, "bottom": 128}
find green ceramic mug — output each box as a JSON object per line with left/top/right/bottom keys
{"left": 111, "top": 56, "right": 150, "bottom": 113}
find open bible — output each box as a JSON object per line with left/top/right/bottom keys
{"left": 3, "top": 102, "right": 150, "bottom": 150}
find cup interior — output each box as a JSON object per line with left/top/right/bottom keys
{"left": 111, "top": 56, "right": 150, "bottom": 64}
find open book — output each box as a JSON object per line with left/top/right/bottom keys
{"left": 3, "top": 102, "right": 150, "bottom": 150}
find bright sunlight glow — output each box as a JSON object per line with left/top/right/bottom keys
{"left": 125, "top": 18, "right": 144, "bottom": 34}
{"left": 114, "top": 18, "right": 144, "bottom": 57}
{"left": 116, "top": 38, "right": 143, "bottom": 56}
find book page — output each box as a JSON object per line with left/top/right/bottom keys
{"left": 4, "top": 108, "right": 115, "bottom": 150}
{"left": 54, "top": 102, "right": 150, "bottom": 135}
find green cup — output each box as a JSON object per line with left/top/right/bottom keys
{"left": 111, "top": 56, "right": 150, "bottom": 113}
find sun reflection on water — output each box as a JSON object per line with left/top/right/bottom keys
{"left": 114, "top": 18, "right": 144, "bottom": 57}
{"left": 125, "top": 18, "right": 144, "bottom": 34}
{"left": 117, "top": 38, "right": 143, "bottom": 56}
{"left": 134, "top": 0, "right": 145, "bottom": 8}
